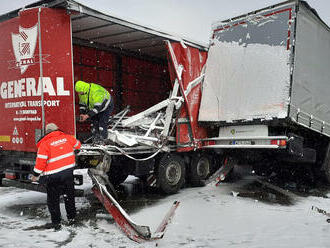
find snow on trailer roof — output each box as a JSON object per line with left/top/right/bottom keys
{"left": 212, "top": 0, "right": 330, "bottom": 32}
{"left": 0, "top": 0, "right": 207, "bottom": 60}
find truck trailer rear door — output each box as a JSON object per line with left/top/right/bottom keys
{"left": 166, "top": 41, "right": 208, "bottom": 151}
{"left": 199, "top": 2, "right": 295, "bottom": 123}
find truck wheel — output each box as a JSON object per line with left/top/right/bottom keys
{"left": 190, "top": 154, "right": 211, "bottom": 186}
{"left": 108, "top": 166, "right": 129, "bottom": 186}
{"left": 157, "top": 154, "right": 185, "bottom": 194}
{"left": 107, "top": 157, "right": 134, "bottom": 186}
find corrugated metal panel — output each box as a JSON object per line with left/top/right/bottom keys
{"left": 70, "top": 14, "right": 168, "bottom": 59}
{"left": 121, "top": 56, "right": 170, "bottom": 114}
{"left": 71, "top": 16, "right": 110, "bottom": 34}
{"left": 66, "top": 0, "right": 207, "bottom": 60}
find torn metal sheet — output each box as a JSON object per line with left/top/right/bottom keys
{"left": 88, "top": 169, "right": 180, "bottom": 243}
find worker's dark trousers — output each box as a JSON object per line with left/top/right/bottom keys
{"left": 45, "top": 169, "right": 76, "bottom": 225}
{"left": 91, "top": 100, "right": 114, "bottom": 140}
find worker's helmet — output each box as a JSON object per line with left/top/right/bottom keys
{"left": 45, "top": 123, "right": 58, "bottom": 134}
{"left": 75, "top": 80, "right": 90, "bottom": 93}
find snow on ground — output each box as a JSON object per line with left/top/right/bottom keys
{"left": 1, "top": 176, "right": 330, "bottom": 248}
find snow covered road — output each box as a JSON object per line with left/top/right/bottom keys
{"left": 1, "top": 178, "right": 330, "bottom": 248}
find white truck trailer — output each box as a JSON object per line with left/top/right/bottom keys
{"left": 198, "top": 0, "right": 330, "bottom": 182}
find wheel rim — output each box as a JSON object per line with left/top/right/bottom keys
{"left": 165, "top": 161, "right": 182, "bottom": 186}
{"left": 196, "top": 157, "right": 210, "bottom": 178}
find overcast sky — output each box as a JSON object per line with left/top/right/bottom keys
{"left": 0, "top": 0, "right": 329, "bottom": 44}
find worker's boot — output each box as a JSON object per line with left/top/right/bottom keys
{"left": 68, "top": 218, "right": 77, "bottom": 226}
{"left": 43, "top": 222, "right": 61, "bottom": 230}
{"left": 53, "top": 223, "right": 61, "bottom": 231}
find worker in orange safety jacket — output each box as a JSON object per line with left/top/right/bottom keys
{"left": 31, "top": 123, "right": 81, "bottom": 230}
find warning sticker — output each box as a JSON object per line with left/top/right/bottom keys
{"left": 0, "top": 136, "right": 11, "bottom": 142}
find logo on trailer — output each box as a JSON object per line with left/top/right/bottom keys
{"left": 11, "top": 24, "right": 38, "bottom": 74}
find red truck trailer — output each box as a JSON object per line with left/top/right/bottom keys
{"left": 0, "top": 0, "right": 217, "bottom": 195}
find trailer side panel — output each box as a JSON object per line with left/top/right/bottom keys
{"left": 290, "top": 3, "right": 330, "bottom": 136}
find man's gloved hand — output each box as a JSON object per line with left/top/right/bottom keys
{"left": 30, "top": 175, "right": 39, "bottom": 182}
{"left": 79, "top": 114, "right": 89, "bottom": 122}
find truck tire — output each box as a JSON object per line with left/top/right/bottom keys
{"left": 107, "top": 157, "right": 134, "bottom": 186}
{"left": 190, "top": 154, "right": 211, "bottom": 186}
{"left": 157, "top": 154, "right": 185, "bottom": 194}
{"left": 108, "top": 166, "right": 129, "bottom": 186}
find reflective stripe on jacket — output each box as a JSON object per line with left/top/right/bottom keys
{"left": 34, "top": 131, "right": 81, "bottom": 176}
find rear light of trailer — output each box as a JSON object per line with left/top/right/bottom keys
{"left": 271, "top": 139, "right": 287, "bottom": 147}
{"left": 5, "top": 172, "right": 16, "bottom": 179}
{"left": 203, "top": 140, "right": 216, "bottom": 146}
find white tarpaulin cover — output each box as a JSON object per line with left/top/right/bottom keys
{"left": 199, "top": 3, "right": 294, "bottom": 123}
{"left": 199, "top": 39, "right": 291, "bottom": 122}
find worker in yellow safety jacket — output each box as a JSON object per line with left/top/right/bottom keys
{"left": 75, "top": 80, "right": 114, "bottom": 141}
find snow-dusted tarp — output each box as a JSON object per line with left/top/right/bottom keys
{"left": 199, "top": 3, "right": 294, "bottom": 123}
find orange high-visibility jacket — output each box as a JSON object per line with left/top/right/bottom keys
{"left": 34, "top": 131, "right": 81, "bottom": 176}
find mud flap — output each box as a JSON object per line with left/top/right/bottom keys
{"left": 88, "top": 169, "right": 180, "bottom": 243}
